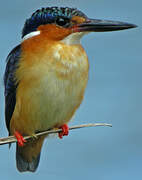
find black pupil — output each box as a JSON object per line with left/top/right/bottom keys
{"left": 56, "top": 17, "right": 70, "bottom": 27}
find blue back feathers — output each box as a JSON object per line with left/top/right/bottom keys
{"left": 22, "top": 7, "right": 87, "bottom": 38}
{"left": 4, "top": 45, "right": 21, "bottom": 131}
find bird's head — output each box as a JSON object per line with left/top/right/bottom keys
{"left": 22, "top": 7, "right": 137, "bottom": 43}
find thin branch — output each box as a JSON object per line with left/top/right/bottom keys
{"left": 0, "top": 123, "right": 112, "bottom": 146}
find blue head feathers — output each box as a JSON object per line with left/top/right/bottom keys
{"left": 22, "top": 7, "right": 87, "bottom": 38}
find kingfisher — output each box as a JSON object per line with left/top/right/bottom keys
{"left": 4, "top": 6, "right": 136, "bottom": 172}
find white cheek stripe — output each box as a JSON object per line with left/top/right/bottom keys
{"left": 22, "top": 31, "right": 40, "bottom": 41}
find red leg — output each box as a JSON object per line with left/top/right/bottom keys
{"left": 14, "top": 131, "right": 27, "bottom": 147}
{"left": 58, "top": 124, "right": 69, "bottom": 139}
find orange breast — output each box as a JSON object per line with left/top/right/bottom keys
{"left": 10, "top": 33, "right": 89, "bottom": 136}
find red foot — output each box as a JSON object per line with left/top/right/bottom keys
{"left": 58, "top": 124, "right": 69, "bottom": 139}
{"left": 14, "top": 131, "right": 27, "bottom": 147}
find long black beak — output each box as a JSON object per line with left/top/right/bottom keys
{"left": 77, "top": 19, "right": 137, "bottom": 32}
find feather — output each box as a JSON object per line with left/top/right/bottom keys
{"left": 4, "top": 45, "right": 21, "bottom": 132}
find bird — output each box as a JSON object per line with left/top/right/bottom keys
{"left": 4, "top": 6, "right": 136, "bottom": 172}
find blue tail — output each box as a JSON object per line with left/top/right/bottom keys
{"left": 16, "top": 137, "right": 44, "bottom": 172}
{"left": 16, "top": 144, "right": 41, "bottom": 172}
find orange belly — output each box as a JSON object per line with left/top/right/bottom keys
{"left": 10, "top": 40, "right": 89, "bottom": 135}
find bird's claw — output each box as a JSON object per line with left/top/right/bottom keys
{"left": 14, "top": 131, "right": 27, "bottom": 147}
{"left": 58, "top": 124, "right": 69, "bottom": 139}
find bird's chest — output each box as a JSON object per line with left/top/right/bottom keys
{"left": 13, "top": 43, "right": 89, "bottom": 133}
{"left": 33, "top": 47, "right": 88, "bottom": 129}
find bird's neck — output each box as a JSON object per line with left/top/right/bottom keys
{"left": 17, "top": 34, "right": 89, "bottom": 82}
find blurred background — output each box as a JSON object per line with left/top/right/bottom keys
{"left": 0, "top": 0, "right": 141, "bottom": 179}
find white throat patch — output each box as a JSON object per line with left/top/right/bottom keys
{"left": 22, "top": 31, "right": 40, "bottom": 42}
{"left": 61, "top": 32, "right": 88, "bottom": 45}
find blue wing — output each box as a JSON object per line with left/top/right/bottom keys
{"left": 4, "top": 45, "right": 21, "bottom": 133}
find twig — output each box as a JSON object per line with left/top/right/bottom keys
{"left": 0, "top": 123, "right": 112, "bottom": 146}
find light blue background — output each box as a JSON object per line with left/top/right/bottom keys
{"left": 0, "top": 0, "right": 141, "bottom": 179}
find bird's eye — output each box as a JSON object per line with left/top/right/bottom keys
{"left": 55, "top": 17, "right": 70, "bottom": 27}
